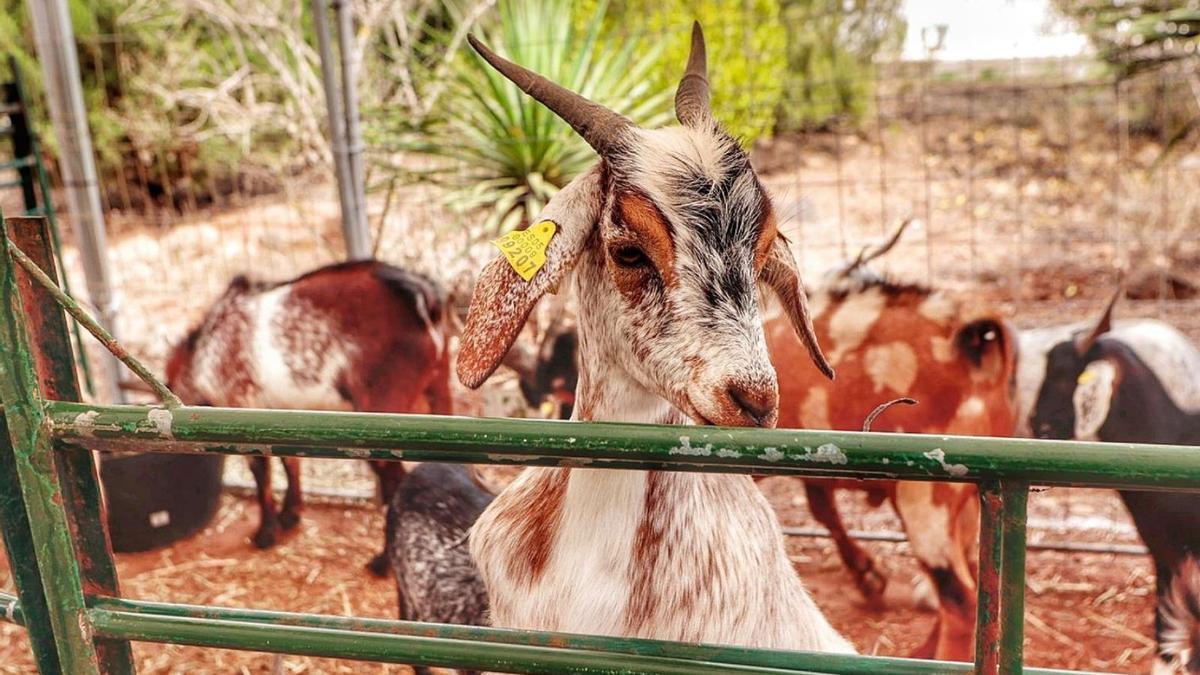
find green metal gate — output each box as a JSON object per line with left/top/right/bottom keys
{"left": 1, "top": 214, "right": 1197, "bottom": 674}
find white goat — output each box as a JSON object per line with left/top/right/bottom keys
{"left": 456, "top": 24, "right": 855, "bottom": 654}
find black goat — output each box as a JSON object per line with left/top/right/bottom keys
{"left": 1031, "top": 295, "right": 1200, "bottom": 673}
{"left": 387, "top": 462, "right": 492, "bottom": 675}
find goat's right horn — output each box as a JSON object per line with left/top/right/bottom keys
{"left": 1074, "top": 283, "right": 1122, "bottom": 355}
{"left": 468, "top": 35, "right": 632, "bottom": 157}
{"left": 675, "top": 21, "right": 713, "bottom": 127}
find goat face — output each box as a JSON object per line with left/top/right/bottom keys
{"left": 1031, "top": 290, "right": 1121, "bottom": 440}
{"left": 1032, "top": 340, "right": 1093, "bottom": 439}
{"left": 588, "top": 128, "right": 785, "bottom": 427}
{"left": 457, "top": 23, "right": 832, "bottom": 428}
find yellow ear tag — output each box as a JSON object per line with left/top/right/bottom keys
{"left": 493, "top": 220, "right": 557, "bottom": 282}
{"left": 1077, "top": 370, "right": 1094, "bottom": 384}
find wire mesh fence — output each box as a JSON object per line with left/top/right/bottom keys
{"left": 1, "top": 8, "right": 1198, "bottom": 385}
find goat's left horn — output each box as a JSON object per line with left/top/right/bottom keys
{"left": 468, "top": 35, "right": 632, "bottom": 157}
{"left": 675, "top": 21, "right": 713, "bottom": 127}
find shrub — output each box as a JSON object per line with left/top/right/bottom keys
{"left": 584, "top": 0, "right": 787, "bottom": 146}
{"left": 383, "top": 0, "right": 673, "bottom": 235}
{"left": 775, "top": 0, "right": 906, "bottom": 132}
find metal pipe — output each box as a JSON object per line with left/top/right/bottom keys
{"left": 25, "top": 0, "right": 123, "bottom": 403}
{"left": 310, "top": 0, "right": 368, "bottom": 260}
{"left": 86, "top": 598, "right": 1085, "bottom": 675}
{"left": 0, "top": 591, "right": 25, "bottom": 625}
{"left": 999, "top": 482, "right": 1030, "bottom": 675}
{"left": 778, "top": 526, "right": 1147, "bottom": 557}
{"left": 45, "top": 402, "right": 1200, "bottom": 492}
{"left": 88, "top": 608, "right": 819, "bottom": 675}
{"left": 976, "top": 483, "right": 1004, "bottom": 674}
{"left": 6, "top": 240, "right": 181, "bottom": 407}
{"left": 332, "top": 0, "right": 370, "bottom": 259}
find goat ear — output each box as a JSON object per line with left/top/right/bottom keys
{"left": 457, "top": 166, "right": 603, "bottom": 389}
{"left": 1075, "top": 285, "right": 1121, "bottom": 355}
{"left": 1073, "top": 359, "right": 1117, "bottom": 440}
{"left": 760, "top": 237, "right": 834, "bottom": 380}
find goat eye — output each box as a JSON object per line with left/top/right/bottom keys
{"left": 612, "top": 246, "right": 648, "bottom": 268}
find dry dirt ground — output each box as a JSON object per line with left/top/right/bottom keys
{"left": 0, "top": 478, "right": 1156, "bottom": 673}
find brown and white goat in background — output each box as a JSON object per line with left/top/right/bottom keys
{"left": 768, "top": 230, "right": 1018, "bottom": 660}
{"left": 166, "top": 260, "right": 451, "bottom": 574}
{"left": 457, "top": 25, "right": 854, "bottom": 652}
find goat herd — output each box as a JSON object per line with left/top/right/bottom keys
{"left": 155, "top": 24, "right": 1200, "bottom": 674}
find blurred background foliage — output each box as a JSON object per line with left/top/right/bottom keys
{"left": 9, "top": 0, "right": 1197, "bottom": 225}
{"left": 1051, "top": 0, "right": 1199, "bottom": 159}
{"left": 775, "top": 0, "right": 905, "bottom": 132}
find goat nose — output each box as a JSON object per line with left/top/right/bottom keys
{"left": 727, "top": 382, "right": 778, "bottom": 427}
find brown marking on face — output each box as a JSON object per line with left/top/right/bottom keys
{"left": 612, "top": 191, "right": 677, "bottom": 288}
{"left": 493, "top": 468, "right": 570, "bottom": 584}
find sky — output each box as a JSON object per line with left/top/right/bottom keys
{"left": 901, "top": 0, "right": 1091, "bottom": 61}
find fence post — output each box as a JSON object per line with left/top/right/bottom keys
{"left": 25, "top": 0, "right": 124, "bottom": 403}
{"left": 998, "top": 481, "right": 1029, "bottom": 675}
{"left": 0, "top": 220, "right": 103, "bottom": 673}
{"left": 312, "top": 0, "right": 371, "bottom": 260}
{"left": 2, "top": 217, "right": 134, "bottom": 673}
{"left": 0, "top": 414, "right": 62, "bottom": 672}
{"left": 975, "top": 482, "right": 1003, "bottom": 673}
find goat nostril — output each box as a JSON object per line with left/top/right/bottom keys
{"left": 727, "top": 384, "right": 777, "bottom": 425}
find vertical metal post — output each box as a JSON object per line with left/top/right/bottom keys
{"left": 0, "top": 415, "right": 62, "bottom": 673}
{"left": 974, "top": 482, "right": 1003, "bottom": 674}
{"left": 6, "top": 217, "right": 134, "bottom": 673}
{"left": 998, "top": 481, "right": 1029, "bottom": 675}
{"left": 334, "top": 0, "right": 369, "bottom": 258}
{"left": 312, "top": 0, "right": 371, "bottom": 260}
{"left": 0, "top": 221, "right": 102, "bottom": 674}
{"left": 25, "top": 0, "right": 124, "bottom": 403}
{"left": 7, "top": 55, "right": 97, "bottom": 397}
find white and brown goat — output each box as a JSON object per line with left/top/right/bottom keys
{"left": 165, "top": 260, "right": 451, "bottom": 573}
{"left": 457, "top": 25, "right": 853, "bottom": 652}
{"left": 769, "top": 261, "right": 1018, "bottom": 660}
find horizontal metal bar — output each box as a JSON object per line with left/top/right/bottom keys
{"left": 88, "top": 597, "right": 1085, "bottom": 675}
{"left": 0, "top": 590, "right": 25, "bottom": 625}
{"left": 88, "top": 609, "right": 820, "bottom": 675}
{"left": 0, "top": 157, "right": 35, "bottom": 171}
{"left": 779, "top": 527, "right": 1148, "bottom": 556}
{"left": 47, "top": 403, "right": 1200, "bottom": 491}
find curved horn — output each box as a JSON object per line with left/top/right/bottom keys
{"left": 468, "top": 35, "right": 632, "bottom": 157}
{"left": 675, "top": 21, "right": 713, "bottom": 127}
{"left": 1074, "top": 284, "right": 1122, "bottom": 355}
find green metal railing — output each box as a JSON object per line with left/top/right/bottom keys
{"left": 1, "top": 214, "right": 1195, "bottom": 674}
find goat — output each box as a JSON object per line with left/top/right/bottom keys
{"left": 502, "top": 317, "right": 578, "bottom": 420}
{"left": 767, "top": 244, "right": 1018, "bottom": 661}
{"left": 1030, "top": 293, "right": 1200, "bottom": 673}
{"left": 1160, "top": 556, "right": 1200, "bottom": 674}
{"left": 165, "top": 260, "right": 450, "bottom": 574}
{"left": 386, "top": 462, "right": 491, "bottom": 675}
{"left": 457, "top": 24, "right": 854, "bottom": 653}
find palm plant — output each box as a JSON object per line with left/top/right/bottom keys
{"left": 386, "top": 0, "right": 673, "bottom": 234}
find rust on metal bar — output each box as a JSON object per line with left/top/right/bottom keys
{"left": 5, "top": 217, "right": 136, "bottom": 673}
{"left": 5, "top": 237, "right": 181, "bottom": 408}
{"left": 974, "top": 482, "right": 1004, "bottom": 674}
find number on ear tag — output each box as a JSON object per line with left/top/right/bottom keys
{"left": 493, "top": 220, "right": 557, "bottom": 282}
